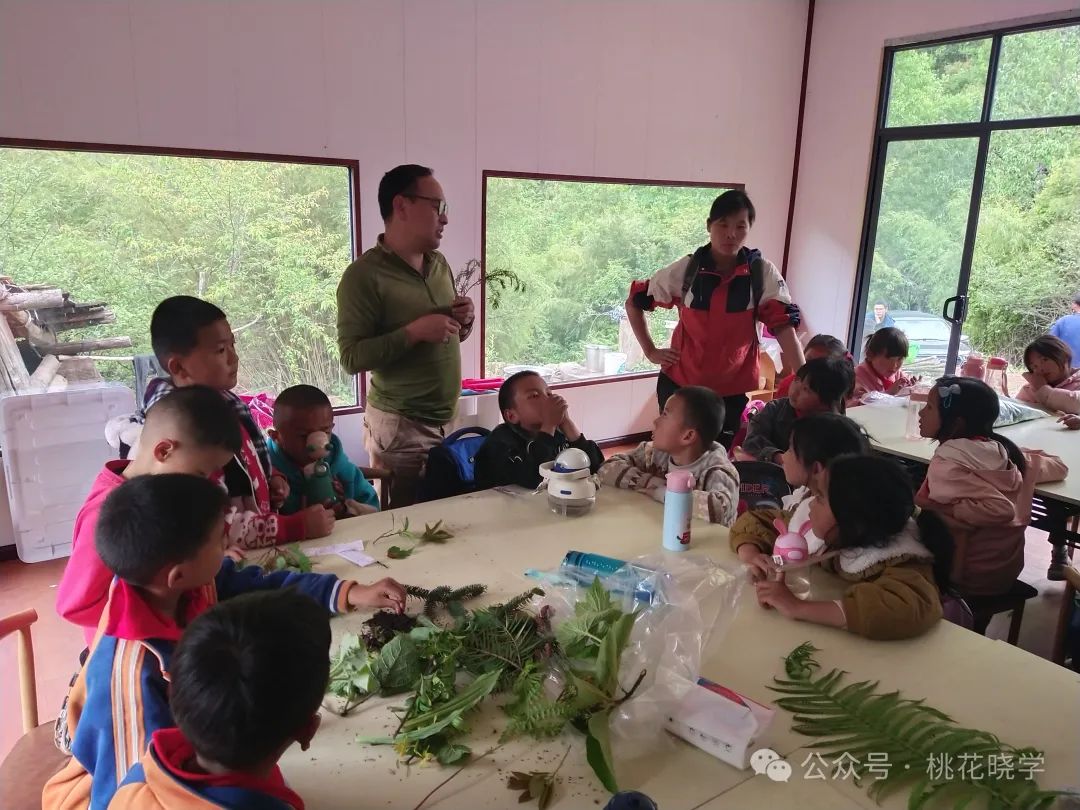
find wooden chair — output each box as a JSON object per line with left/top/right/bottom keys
{"left": 0, "top": 609, "right": 70, "bottom": 809}
{"left": 361, "top": 466, "right": 394, "bottom": 511}
{"left": 747, "top": 350, "right": 778, "bottom": 403}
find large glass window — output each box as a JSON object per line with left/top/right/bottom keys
{"left": 855, "top": 20, "right": 1080, "bottom": 387}
{"left": 483, "top": 175, "right": 732, "bottom": 382}
{"left": 0, "top": 144, "right": 358, "bottom": 405}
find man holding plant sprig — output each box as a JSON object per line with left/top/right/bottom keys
{"left": 336, "top": 164, "right": 474, "bottom": 508}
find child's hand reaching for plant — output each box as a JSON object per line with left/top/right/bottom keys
{"left": 347, "top": 577, "right": 407, "bottom": 613}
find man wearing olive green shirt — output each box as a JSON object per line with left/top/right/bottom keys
{"left": 336, "top": 165, "right": 474, "bottom": 507}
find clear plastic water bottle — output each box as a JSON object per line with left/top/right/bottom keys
{"left": 662, "top": 470, "right": 694, "bottom": 552}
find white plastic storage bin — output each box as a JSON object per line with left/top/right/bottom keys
{"left": 1, "top": 385, "right": 134, "bottom": 562}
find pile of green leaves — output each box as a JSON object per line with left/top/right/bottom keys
{"left": 501, "top": 578, "right": 641, "bottom": 793}
{"left": 772, "top": 643, "right": 1065, "bottom": 810}
{"left": 330, "top": 578, "right": 642, "bottom": 796}
{"left": 373, "top": 517, "right": 454, "bottom": 560}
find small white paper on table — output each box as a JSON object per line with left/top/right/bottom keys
{"left": 337, "top": 548, "right": 378, "bottom": 567}
{"left": 306, "top": 540, "right": 378, "bottom": 568}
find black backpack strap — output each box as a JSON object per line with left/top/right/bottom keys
{"left": 680, "top": 252, "right": 699, "bottom": 302}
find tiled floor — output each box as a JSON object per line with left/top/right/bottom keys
{"left": 0, "top": 556, "right": 84, "bottom": 760}
{"left": 0, "top": 523, "right": 1071, "bottom": 763}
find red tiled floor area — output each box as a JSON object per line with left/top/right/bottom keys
{"left": 0, "top": 557, "right": 85, "bottom": 761}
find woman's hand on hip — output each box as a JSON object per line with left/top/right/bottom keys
{"left": 646, "top": 346, "right": 680, "bottom": 367}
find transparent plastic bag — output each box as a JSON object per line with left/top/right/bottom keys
{"left": 535, "top": 552, "right": 745, "bottom": 758}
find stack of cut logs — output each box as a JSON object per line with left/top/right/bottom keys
{"left": 0, "top": 278, "right": 131, "bottom": 394}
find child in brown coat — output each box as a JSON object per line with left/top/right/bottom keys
{"left": 751, "top": 455, "right": 952, "bottom": 641}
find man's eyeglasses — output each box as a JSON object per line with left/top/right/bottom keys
{"left": 407, "top": 194, "right": 449, "bottom": 217}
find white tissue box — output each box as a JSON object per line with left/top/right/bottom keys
{"left": 664, "top": 676, "right": 775, "bottom": 769}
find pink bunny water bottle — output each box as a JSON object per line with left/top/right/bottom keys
{"left": 662, "top": 470, "right": 695, "bottom": 551}
{"left": 771, "top": 519, "right": 812, "bottom": 595}
{"left": 771, "top": 518, "right": 809, "bottom": 567}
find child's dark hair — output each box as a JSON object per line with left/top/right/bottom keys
{"left": 672, "top": 385, "right": 723, "bottom": 445}
{"left": 1023, "top": 335, "right": 1072, "bottom": 372}
{"left": 150, "top": 296, "right": 228, "bottom": 366}
{"left": 805, "top": 334, "right": 847, "bottom": 357}
{"left": 498, "top": 370, "right": 541, "bottom": 415}
{"left": 795, "top": 356, "right": 856, "bottom": 412}
{"left": 378, "top": 164, "right": 433, "bottom": 221}
{"left": 170, "top": 590, "right": 331, "bottom": 770}
{"left": 96, "top": 474, "right": 228, "bottom": 586}
{"left": 274, "top": 384, "right": 333, "bottom": 415}
{"left": 708, "top": 190, "right": 755, "bottom": 226}
{"left": 864, "top": 326, "right": 909, "bottom": 359}
{"left": 827, "top": 455, "right": 955, "bottom": 591}
{"left": 930, "top": 376, "right": 1026, "bottom": 472}
{"left": 789, "top": 413, "right": 870, "bottom": 471}
{"left": 145, "top": 385, "right": 242, "bottom": 454}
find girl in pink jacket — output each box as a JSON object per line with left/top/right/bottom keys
{"left": 916, "top": 376, "right": 1067, "bottom": 596}
{"left": 849, "top": 327, "right": 920, "bottom": 406}
{"left": 1017, "top": 335, "right": 1080, "bottom": 425}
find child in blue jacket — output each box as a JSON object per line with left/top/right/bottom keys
{"left": 267, "top": 385, "right": 379, "bottom": 517}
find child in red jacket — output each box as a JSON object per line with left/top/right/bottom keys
{"left": 145, "top": 296, "right": 335, "bottom": 546}
{"left": 57, "top": 386, "right": 240, "bottom": 646}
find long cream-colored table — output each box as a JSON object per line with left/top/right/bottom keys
{"left": 281, "top": 488, "right": 1080, "bottom": 809}
{"left": 849, "top": 403, "right": 1080, "bottom": 581}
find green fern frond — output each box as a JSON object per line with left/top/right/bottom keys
{"left": 491, "top": 587, "right": 544, "bottom": 617}
{"left": 448, "top": 584, "right": 487, "bottom": 602}
{"left": 772, "top": 644, "right": 1066, "bottom": 810}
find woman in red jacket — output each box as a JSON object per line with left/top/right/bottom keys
{"left": 625, "top": 191, "right": 805, "bottom": 448}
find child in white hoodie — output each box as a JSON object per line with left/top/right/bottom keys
{"left": 1016, "top": 335, "right": 1080, "bottom": 427}
{"left": 917, "top": 376, "right": 1067, "bottom": 596}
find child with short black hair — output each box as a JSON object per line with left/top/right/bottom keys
{"left": 916, "top": 376, "right": 1065, "bottom": 596}
{"left": 1016, "top": 335, "right": 1080, "bottom": 423}
{"left": 58, "top": 385, "right": 242, "bottom": 646}
{"left": 850, "top": 326, "right": 918, "bottom": 404}
{"left": 600, "top": 385, "right": 740, "bottom": 525}
{"left": 774, "top": 334, "right": 848, "bottom": 399}
{"left": 111, "top": 590, "right": 330, "bottom": 809}
{"left": 731, "top": 413, "right": 871, "bottom": 580}
{"left": 146, "top": 295, "right": 335, "bottom": 545}
{"left": 474, "top": 370, "right": 604, "bottom": 490}
{"left": 754, "top": 455, "right": 952, "bottom": 640}
{"left": 268, "top": 384, "right": 379, "bottom": 517}
{"left": 43, "top": 474, "right": 404, "bottom": 809}
{"left": 740, "top": 356, "right": 855, "bottom": 464}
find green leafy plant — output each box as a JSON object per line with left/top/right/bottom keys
{"left": 771, "top": 643, "right": 1065, "bottom": 810}
{"left": 326, "top": 633, "right": 377, "bottom": 715}
{"left": 454, "top": 258, "right": 526, "bottom": 310}
{"left": 507, "top": 746, "right": 571, "bottom": 808}
{"left": 336, "top": 580, "right": 640, "bottom": 797}
{"left": 374, "top": 517, "right": 454, "bottom": 560}
{"left": 501, "top": 578, "right": 642, "bottom": 794}
{"left": 406, "top": 583, "right": 488, "bottom": 622}
{"left": 238, "top": 543, "right": 312, "bottom": 574}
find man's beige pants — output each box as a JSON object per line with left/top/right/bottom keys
{"left": 363, "top": 406, "right": 445, "bottom": 509}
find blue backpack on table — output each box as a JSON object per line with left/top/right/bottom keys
{"left": 419, "top": 427, "right": 491, "bottom": 502}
